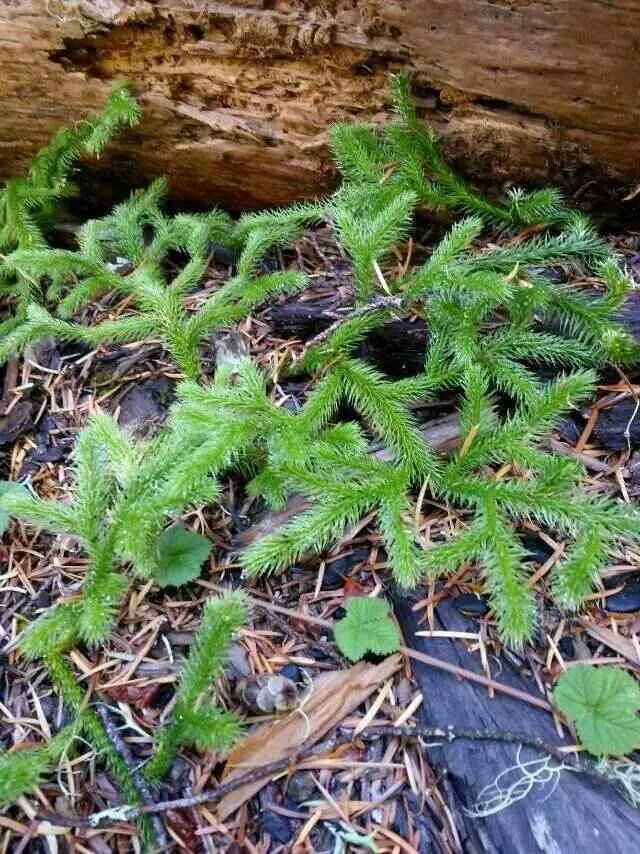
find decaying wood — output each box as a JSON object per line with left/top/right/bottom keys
{"left": 393, "top": 597, "right": 640, "bottom": 854}
{"left": 2, "top": 2, "right": 640, "bottom": 210}
{"left": 272, "top": 291, "right": 431, "bottom": 378}
{"left": 270, "top": 288, "right": 640, "bottom": 377}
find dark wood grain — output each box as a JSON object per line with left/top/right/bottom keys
{"left": 393, "top": 595, "right": 640, "bottom": 854}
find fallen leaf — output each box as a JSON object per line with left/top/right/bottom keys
{"left": 165, "top": 808, "right": 199, "bottom": 849}
{"left": 138, "top": 683, "right": 162, "bottom": 708}
{"left": 103, "top": 685, "right": 134, "bottom": 703}
{"left": 216, "top": 653, "right": 401, "bottom": 819}
{"left": 342, "top": 575, "right": 367, "bottom": 603}
{"left": 104, "top": 682, "right": 162, "bottom": 709}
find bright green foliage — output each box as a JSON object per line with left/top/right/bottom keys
{"left": 0, "top": 410, "right": 243, "bottom": 645}
{"left": 174, "top": 358, "right": 429, "bottom": 587}
{"left": 162, "top": 74, "right": 640, "bottom": 643}
{"left": 0, "top": 83, "right": 140, "bottom": 337}
{"left": 144, "top": 591, "right": 247, "bottom": 784}
{"left": 154, "top": 524, "right": 213, "bottom": 588}
{"left": 6, "top": 561, "right": 244, "bottom": 842}
{"left": 555, "top": 665, "right": 640, "bottom": 756}
{"left": 0, "top": 723, "right": 79, "bottom": 805}
{"left": 19, "top": 603, "right": 83, "bottom": 661}
{"left": 0, "top": 83, "right": 140, "bottom": 253}
{"left": 0, "top": 85, "right": 309, "bottom": 375}
{"left": 334, "top": 597, "right": 401, "bottom": 661}
{"left": 3, "top": 516, "right": 243, "bottom": 844}
{"left": 2, "top": 74, "right": 640, "bottom": 836}
{"left": 331, "top": 184, "right": 417, "bottom": 300}
{"left": 315, "top": 203, "right": 630, "bottom": 370}
{"left": 174, "top": 356, "right": 640, "bottom": 647}
{"left": 1, "top": 178, "right": 308, "bottom": 376}
{"left": 324, "top": 79, "right": 633, "bottom": 376}
{"left": 1, "top": 77, "right": 639, "bottom": 679}
{"left": 332, "top": 74, "right": 567, "bottom": 226}
{"left": 424, "top": 370, "right": 640, "bottom": 644}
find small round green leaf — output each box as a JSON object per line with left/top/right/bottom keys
{"left": 333, "top": 597, "right": 401, "bottom": 663}
{"left": 555, "top": 665, "right": 640, "bottom": 756}
{"left": 154, "top": 525, "right": 212, "bottom": 588}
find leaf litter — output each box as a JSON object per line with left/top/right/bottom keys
{"left": 1, "top": 221, "right": 640, "bottom": 852}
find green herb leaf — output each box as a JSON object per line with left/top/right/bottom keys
{"left": 334, "top": 597, "right": 401, "bottom": 662}
{"left": 154, "top": 525, "right": 212, "bottom": 588}
{"left": 555, "top": 665, "right": 640, "bottom": 756}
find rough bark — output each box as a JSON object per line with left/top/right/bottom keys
{"left": 1, "top": 2, "right": 640, "bottom": 210}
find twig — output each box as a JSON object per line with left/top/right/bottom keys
{"left": 38, "top": 723, "right": 614, "bottom": 829}
{"left": 399, "top": 646, "right": 552, "bottom": 712}
{"left": 38, "top": 735, "right": 343, "bottom": 828}
{"left": 373, "top": 724, "right": 570, "bottom": 762}
{"left": 94, "top": 702, "right": 169, "bottom": 849}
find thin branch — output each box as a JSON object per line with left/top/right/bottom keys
{"left": 94, "top": 702, "right": 169, "bottom": 849}
{"left": 38, "top": 735, "right": 342, "bottom": 829}
{"left": 38, "top": 723, "right": 611, "bottom": 829}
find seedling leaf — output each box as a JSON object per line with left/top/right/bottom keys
{"left": 334, "top": 597, "right": 401, "bottom": 662}
{"left": 154, "top": 525, "right": 212, "bottom": 588}
{"left": 555, "top": 665, "right": 640, "bottom": 756}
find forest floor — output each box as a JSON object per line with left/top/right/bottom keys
{"left": 1, "top": 221, "right": 640, "bottom": 853}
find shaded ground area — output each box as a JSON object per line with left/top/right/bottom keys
{"left": 1, "top": 222, "right": 640, "bottom": 851}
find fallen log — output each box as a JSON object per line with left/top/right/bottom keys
{"left": 2, "top": 3, "right": 640, "bottom": 210}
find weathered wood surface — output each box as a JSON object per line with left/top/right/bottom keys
{"left": 269, "top": 288, "right": 640, "bottom": 377}
{"left": 2, "top": 2, "right": 640, "bottom": 210}
{"left": 393, "top": 596, "right": 640, "bottom": 854}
